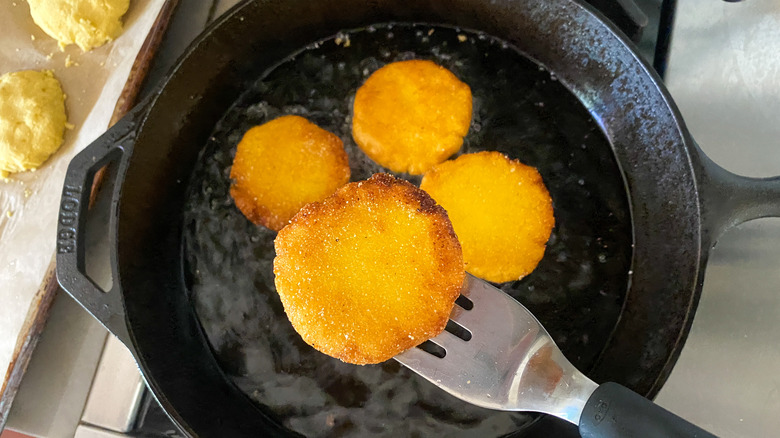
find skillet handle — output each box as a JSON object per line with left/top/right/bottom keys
{"left": 56, "top": 106, "right": 145, "bottom": 351}
{"left": 579, "top": 382, "right": 717, "bottom": 438}
{"left": 696, "top": 149, "right": 780, "bottom": 240}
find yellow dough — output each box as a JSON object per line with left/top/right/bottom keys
{"left": 27, "top": 0, "right": 130, "bottom": 51}
{"left": 0, "top": 70, "right": 67, "bottom": 178}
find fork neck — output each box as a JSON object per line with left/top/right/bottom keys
{"left": 513, "top": 340, "right": 598, "bottom": 425}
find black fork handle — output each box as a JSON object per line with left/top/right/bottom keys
{"left": 579, "top": 382, "right": 717, "bottom": 438}
{"left": 55, "top": 103, "right": 148, "bottom": 351}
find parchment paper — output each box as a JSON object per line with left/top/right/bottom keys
{"left": 0, "top": 0, "right": 166, "bottom": 387}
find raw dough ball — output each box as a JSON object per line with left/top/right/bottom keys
{"left": 421, "top": 151, "right": 554, "bottom": 283}
{"left": 352, "top": 60, "right": 472, "bottom": 175}
{"left": 27, "top": 0, "right": 130, "bottom": 51}
{"left": 274, "top": 174, "right": 464, "bottom": 364}
{"left": 0, "top": 70, "right": 67, "bottom": 178}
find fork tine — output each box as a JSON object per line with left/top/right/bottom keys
{"left": 429, "top": 327, "right": 468, "bottom": 350}
{"left": 449, "top": 304, "right": 483, "bottom": 328}
{"left": 396, "top": 274, "right": 598, "bottom": 423}
{"left": 449, "top": 276, "right": 512, "bottom": 328}
{"left": 395, "top": 342, "right": 439, "bottom": 367}
{"left": 458, "top": 274, "right": 493, "bottom": 301}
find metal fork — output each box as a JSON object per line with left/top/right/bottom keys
{"left": 396, "top": 275, "right": 717, "bottom": 438}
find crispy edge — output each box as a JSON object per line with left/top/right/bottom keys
{"left": 229, "top": 184, "right": 285, "bottom": 231}
{"left": 274, "top": 173, "right": 464, "bottom": 364}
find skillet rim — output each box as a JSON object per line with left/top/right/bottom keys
{"left": 113, "top": 0, "right": 704, "bottom": 435}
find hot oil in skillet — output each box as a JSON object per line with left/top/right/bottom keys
{"left": 182, "top": 24, "right": 632, "bottom": 437}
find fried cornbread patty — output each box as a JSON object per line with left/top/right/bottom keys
{"left": 352, "top": 60, "right": 472, "bottom": 175}
{"left": 273, "top": 173, "right": 464, "bottom": 364}
{"left": 421, "top": 152, "right": 554, "bottom": 283}
{"left": 230, "top": 115, "right": 350, "bottom": 231}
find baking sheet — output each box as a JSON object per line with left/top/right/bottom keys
{"left": 0, "top": 0, "right": 166, "bottom": 391}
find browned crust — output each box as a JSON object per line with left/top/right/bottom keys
{"left": 275, "top": 173, "right": 464, "bottom": 364}
{"left": 290, "top": 173, "right": 451, "bottom": 226}
{"left": 230, "top": 184, "right": 283, "bottom": 231}
{"left": 329, "top": 132, "right": 351, "bottom": 180}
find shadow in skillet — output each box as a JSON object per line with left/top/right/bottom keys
{"left": 181, "top": 24, "right": 632, "bottom": 438}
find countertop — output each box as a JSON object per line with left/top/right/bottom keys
{"left": 6, "top": 0, "right": 780, "bottom": 436}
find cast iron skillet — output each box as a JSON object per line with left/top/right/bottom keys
{"left": 55, "top": 0, "right": 780, "bottom": 436}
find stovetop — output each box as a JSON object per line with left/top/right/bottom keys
{"left": 77, "top": 0, "right": 780, "bottom": 436}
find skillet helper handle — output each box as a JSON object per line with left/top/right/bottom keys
{"left": 696, "top": 148, "right": 780, "bottom": 239}
{"left": 579, "top": 382, "right": 717, "bottom": 438}
{"left": 56, "top": 109, "right": 142, "bottom": 348}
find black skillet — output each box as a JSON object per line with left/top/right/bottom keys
{"left": 55, "top": 0, "right": 780, "bottom": 436}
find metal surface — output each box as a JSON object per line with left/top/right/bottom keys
{"left": 396, "top": 275, "right": 598, "bottom": 424}
{"left": 4, "top": 292, "right": 108, "bottom": 438}
{"left": 654, "top": 0, "right": 780, "bottom": 436}
{"left": 81, "top": 336, "right": 144, "bottom": 432}
{"left": 74, "top": 424, "right": 130, "bottom": 438}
